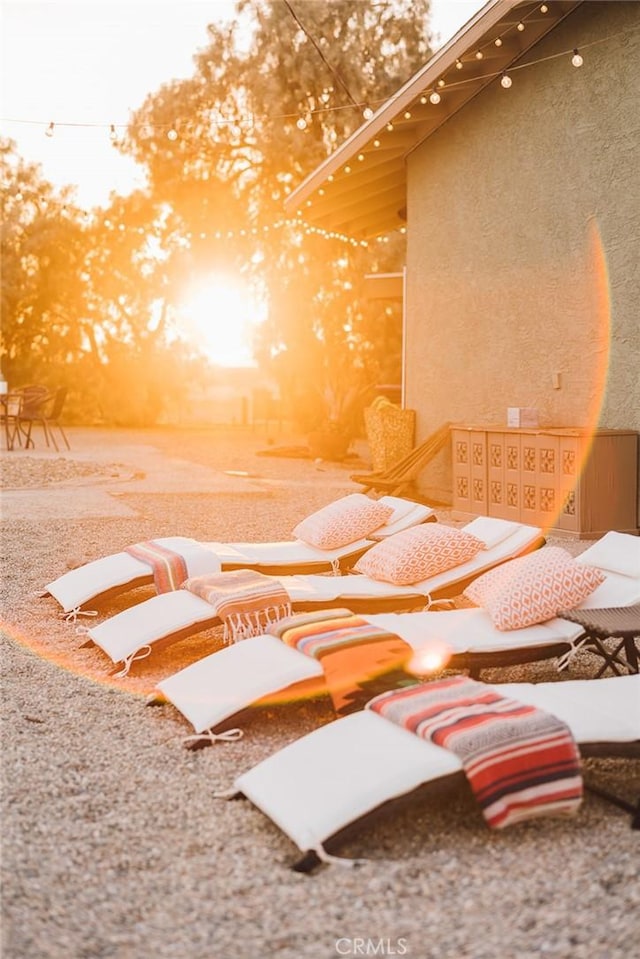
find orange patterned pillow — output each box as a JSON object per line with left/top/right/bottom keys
{"left": 293, "top": 494, "right": 394, "bottom": 550}
{"left": 353, "top": 524, "right": 485, "bottom": 586}
{"left": 464, "top": 546, "right": 605, "bottom": 630}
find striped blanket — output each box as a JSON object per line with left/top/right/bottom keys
{"left": 182, "top": 569, "right": 292, "bottom": 643}
{"left": 271, "top": 609, "right": 414, "bottom": 716}
{"left": 367, "top": 676, "right": 583, "bottom": 829}
{"left": 125, "top": 541, "right": 188, "bottom": 594}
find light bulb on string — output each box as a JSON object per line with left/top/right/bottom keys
{"left": 494, "top": 37, "right": 503, "bottom": 47}
{"left": 429, "top": 90, "right": 441, "bottom": 105}
{"left": 455, "top": 59, "right": 463, "bottom": 69}
{"left": 437, "top": 78, "right": 446, "bottom": 88}
{"left": 475, "top": 50, "right": 483, "bottom": 60}
{"left": 167, "top": 127, "right": 178, "bottom": 141}
{"left": 517, "top": 21, "right": 525, "bottom": 32}
{"left": 501, "top": 72, "right": 512, "bottom": 89}
{"left": 540, "top": 4, "right": 548, "bottom": 12}
{"left": 571, "top": 49, "right": 583, "bottom": 67}
{"left": 45, "top": 122, "right": 54, "bottom": 138}
{"left": 362, "top": 105, "right": 373, "bottom": 120}
{"left": 296, "top": 116, "right": 307, "bottom": 130}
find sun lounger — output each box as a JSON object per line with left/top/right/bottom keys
{"left": 43, "top": 495, "right": 434, "bottom": 614}
{"left": 82, "top": 517, "right": 544, "bottom": 674}
{"left": 233, "top": 674, "right": 640, "bottom": 869}
{"left": 155, "top": 532, "right": 640, "bottom": 740}
{"left": 351, "top": 422, "right": 452, "bottom": 498}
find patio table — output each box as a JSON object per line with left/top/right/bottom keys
{"left": 557, "top": 605, "right": 640, "bottom": 677}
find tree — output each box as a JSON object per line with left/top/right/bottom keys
{"left": 120, "top": 0, "right": 433, "bottom": 428}
{"left": 2, "top": 4, "right": 434, "bottom": 429}
{"left": 1, "top": 136, "right": 213, "bottom": 424}
{"left": 0, "top": 138, "right": 89, "bottom": 390}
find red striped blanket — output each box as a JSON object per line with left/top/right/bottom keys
{"left": 367, "top": 676, "right": 583, "bottom": 829}
{"left": 182, "top": 569, "right": 292, "bottom": 643}
{"left": 125, "top": 541, "right": 188, "bottom": 593}
{"left": 271, "top": 609, "right": 414, "bottom": 716}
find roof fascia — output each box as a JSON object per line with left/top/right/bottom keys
{"left": 284, "top": 0, "right": 517, "bottom": 212}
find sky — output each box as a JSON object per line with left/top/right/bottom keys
{"left": 1, "top": 0, "right": 485, "bottom": 208}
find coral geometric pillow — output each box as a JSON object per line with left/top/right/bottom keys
{"left": 293, "top": 494, "right": 394, "bottom": 550}
{"left": 464, "top": 546, "right": 606, "bottom": 631}
{"left": 353, "top": 524, "right": 485, "bottom": 586}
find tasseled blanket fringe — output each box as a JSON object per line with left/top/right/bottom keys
{"left": 223, "top": 602, "right": 293, "bottom": 644}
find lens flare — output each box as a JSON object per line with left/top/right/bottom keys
{"left": 408, "top": 642, "right": 451, "bottom": 676}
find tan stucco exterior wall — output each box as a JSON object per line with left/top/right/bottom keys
{"left": 405, "top": 1, "right": 640, "bottom": 502}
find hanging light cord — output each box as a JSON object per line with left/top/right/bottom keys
{"left": 281, "top": 0, "right": 361, "bottom": 109}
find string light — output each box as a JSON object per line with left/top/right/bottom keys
{"left": 296, "top": 116, "right": 307, "bottom": 130}
{"left": 429, "top": 90, "right": 441, "bottom": 105}
{"left": 362, "top": 105, "right": 373, "bottom": 120}
{"left": 4, "top": 24, "right": 626, "bottom": 155}
{"left": 26, "top": 210, "right": 370, "bottom": 248}
{"left": 500, "top": 72, "right": 512, "bottom": 89}
{"left": 540, "top": 4, "right": 549, "bottom": 12}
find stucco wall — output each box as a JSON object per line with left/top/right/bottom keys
{"left": 405, "top": 1, "right": 640, "bottom": 502}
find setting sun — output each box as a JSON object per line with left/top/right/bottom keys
{"left": 176, "top": 277, "right": 264, "bottom": 368}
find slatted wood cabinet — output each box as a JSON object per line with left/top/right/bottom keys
{"left": 451, "top": 426, "right": 638, "bottom": 538}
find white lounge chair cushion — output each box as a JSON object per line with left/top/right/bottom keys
{"left": 293, "top": 494, "right": 394, "bottom": 549}
{"left": 89, "top": 590, "right": 215, "bottom": 661}
{"left": 237, "top": 709, "right": 461, "bottom": 852}
{"left": 354, "top": 525, "right": 485, "bottom": 586}
{"left": 85, "top": 521, "right": 544, "bottom": 665}
{"left": 464, "top": 547, "right": 605, "bottom": 630}
{"left": 158, "top": 635, "right": 324, "bottom": 734}
{"left": 460, "top": 516, "right": 526, "bottom": 550}
{"left": 46, "top": 498, "right": 435, "bottom": 613}
{"left": 235, "top": 676, "right": 640, "bottom": 852}
{"left": 575, "top": 530, "right": 640, "bottom": 579}
{"left": 368, "top": 497, "right": 434, "bottom": 539}
{"left": 46, "top": 537, "right": 223, "bottom": 612}
{"left": 157, "top": 566, "right": 640, "bottom": 738}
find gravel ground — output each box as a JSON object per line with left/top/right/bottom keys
{"left": 1, "top": 426, "right": 638, "bottom": 959}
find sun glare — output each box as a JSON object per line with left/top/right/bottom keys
{"left": 177, "top": 277, "right": 264, "bottom": 367}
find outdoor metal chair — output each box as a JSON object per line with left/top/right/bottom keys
{"left": 1, "top": 393, "right": 24, "bottom": 451}
{"left": 20, "top": 385, "right": 70, "bottom": 451}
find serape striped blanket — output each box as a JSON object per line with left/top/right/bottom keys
{"left": 182, "top": 569, "right": 292, "bottom": 643}
{"left": 270, "top": 609, "right": 414, "bottom": 716}
{"left": 125, "top": 541, "right": 188, "bottom": 594}
{"left": 367, "top": 676, "right": 583, "bottom": 829}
